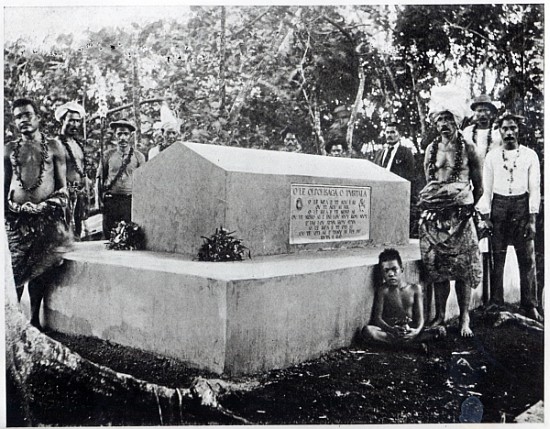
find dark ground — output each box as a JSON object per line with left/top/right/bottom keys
{"left": 7, "top": 305, "right": 544, "bottom": 425}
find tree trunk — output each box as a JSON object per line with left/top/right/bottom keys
{"left": 313, "top": 93, "right": 324, "bottom": 155}
{"left": 219, "top": 6, "right": 227, "bottom": 110}
{"left": 346, "top": 60, "right": 366, "bottom": 157}
{"left": 87, "top": 98, "right": 165, "bottom": 123}
{"left": 4, "top": 236, "right": 257, "bottom": 426}
{"left": 408, "top": 62, "right": 427, "bottom": 140}
{"left": 492, "top": 311, "right": 544, "bottom": 332}
{"left": 132, "top": 51, "right": 142, "bottom": 149}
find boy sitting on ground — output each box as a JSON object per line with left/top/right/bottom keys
{"left": 362, "top": 248, "right": 445, "bottom": 344}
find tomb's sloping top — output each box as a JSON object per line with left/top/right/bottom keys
{"left": 181, "top": 142, "right": 407, "bottom": 182}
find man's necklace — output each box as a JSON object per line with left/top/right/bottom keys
{"left": 104, "top": 147, "right": 134, "bottom": 192}
{"left": 472, "top": 123, "right": 492, "bottom": 157}
{"left": 502, "top": 148, "right": 520, "bottom": 194}
{"left": 428, "top": 135, "right": 464, "bottom": 182}
{"left": 60, "top": 135, "right": 86, "bottom": 177}
{"left": 12, "top": 134, "right": 49, "bottom": 193}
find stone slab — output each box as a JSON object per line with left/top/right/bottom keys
{"left": 43, "top": 241, "right": 418, "bottom": 375}
{"left": 133, "top": 142, "right": 410, "bottom": 257}
{"left": 42, "top": 242, "right": 523, "bottom": 375}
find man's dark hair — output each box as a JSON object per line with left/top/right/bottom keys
{"left": 495, "top": 112, "right": 524, "bottom": 128}
{"left": 378, "top": 248, "right": 403, "bottom": 268}
{"left": 281, "top": 125, "right": 299, "bottom": 138}
{"left": 385, "top": 121, "right": 399, "bottom": 130}
{"left": 13, "top": 98, "right": 39, "bottom": 115}
{"left": 325, "top": 135, "right": 348, "bottom": 153}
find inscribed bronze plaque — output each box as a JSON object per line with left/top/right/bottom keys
{"left": 289, "top": 184, "right": 371, "bottom": 244}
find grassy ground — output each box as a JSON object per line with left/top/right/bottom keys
{"left": 7, "top": 304, "right": 540, "bottom": 425}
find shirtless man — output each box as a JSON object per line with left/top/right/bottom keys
{"left": 419, "top": 107, "right": 483, "bottom": 337}
{"left": 55, "top": 102, "right": 88, "bottom": 239}
{"left": 362, "top": 248, "right": 445, "bottom": 344}
{"left": 4, "top": 98, "right": 72, "bottom": 329}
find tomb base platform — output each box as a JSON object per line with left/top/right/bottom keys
{"left": 43, "top": 241, "right": 485, "bottom": 375}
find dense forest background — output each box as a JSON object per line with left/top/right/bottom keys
{"left": 4, "top": 5, "right": 543, "bottom": 155}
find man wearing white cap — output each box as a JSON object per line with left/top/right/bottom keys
{"left": 55, "top": 101, "right": 88, "bottom": 239}
{"left": 148, "top": 121, "right": 180, "bottom": 160}
{"left": 418, "top": 95, "right": 483, "bottom": 337}
{"left": 97, "top": 118, "right": 146, "bottom": 237}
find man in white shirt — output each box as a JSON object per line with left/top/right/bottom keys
{"left": 373, "top": 122, "right": 415, "bottom": 183}
{"left": 477, "top": 112, "right": 542, "bottom": 321}
{"left": 463, "top": 95, "right": 503, "bottom": 301}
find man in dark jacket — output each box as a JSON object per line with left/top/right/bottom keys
{"left": 374, "top": 121, "right": 415, "bottom": 183}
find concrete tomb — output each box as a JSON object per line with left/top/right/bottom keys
{"left": 132, "top": 142, "right": 410, "bottom": 256}
{"left": 45, "top": 143, "right": 423, "bottom": 375}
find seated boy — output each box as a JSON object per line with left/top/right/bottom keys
{"left": 362, "top": 248, "right": 445, "bottom": 344}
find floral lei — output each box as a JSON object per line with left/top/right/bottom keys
{"left": 12, "top": 134, "right": 50, "bottom": 193}
{"left": 472, "top": 122, "right": 493, "bottom": 157}
{"left": 427, "top": 134, "right": 464, "bottom": 183}
{"left": 104, "top": 147, "right": 135, "bottom": 192}
{"left": 59, "top": 134, "right": 86, "bottom": 177}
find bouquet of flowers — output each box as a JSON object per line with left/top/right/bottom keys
{"left": 197, "top": 227, "right": 250, "bottom": 262}
{"left": 107, "top": 221, "right": 144, "bottom": 251}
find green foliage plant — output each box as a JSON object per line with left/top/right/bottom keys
{"left": 197, "top": 227, "right": 250, "bottom": 262}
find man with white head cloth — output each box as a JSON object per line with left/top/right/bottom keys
{"left": 55, "top": 101, "right": 88, "bottom": 239}
{"left": 148, "top": 121, "right": 181, "bottom": 160}
{"left": 418, "top": 91, "right": 483, "bottom": 337}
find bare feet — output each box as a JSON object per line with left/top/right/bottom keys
{"left": 526, "top": 307, "right": 544, "bottom": 323}
{"left": 484, "top": 302, "right": 501, "bottom": 313}
{"left": 427, "top": 316, "right": 445, "bottom": 328}
{"left": 459, "top": 315, "right": 474, "bottom": 337}
{"left": 459, "top": 325, "right": 474, "bottom": 337}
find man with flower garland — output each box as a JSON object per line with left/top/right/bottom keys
{"left": 55, "top": 102, "right": 89, "bottom": 239}
{"left": 476, "top": 112, "right": 542, "bottom": 322}
{"left": 463, "top": 95, "right": 502, "bottom": 158}
{"left": 4, "top": 98, "right": 72, "bottom": 329}
{"left": 97, "top": 118, "right": 146, "bottom": 238}
{"left": 419, "top": 106, "right": 483, "bottom": 337}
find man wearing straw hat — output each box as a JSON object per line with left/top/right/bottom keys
{"left": 97, "top": 118, "right": 146, "bottom": 238}
{"left": 462, "top": 94, "right": 503, "bottom": 303}
{"left": 55, "top": 101, "right": 88, "bottom": 239}
{"left": 463, "top": 94, "right": 502, "bottom": 157}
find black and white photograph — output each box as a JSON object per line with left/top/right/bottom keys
{"left": 2, "top": 1, "right": 545, "bottom": 425}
